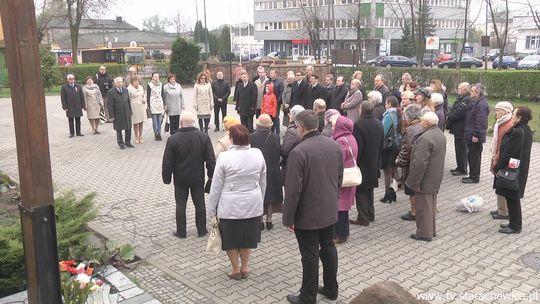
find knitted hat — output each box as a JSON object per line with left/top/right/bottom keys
{"left": 495, "top": 101, "right": 513, "bottom": 114}
{"left": 223, "top": 116, "right": 240, "bottom": 131}
{"left": 256, "top": 114, "right": 273, "bottom": 128}
{"left": 415, "top": 87, "right": 431, "bottom": 99}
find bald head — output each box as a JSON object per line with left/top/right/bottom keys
{"left": 180, "top": 111, "right": 197, "bottom": 127}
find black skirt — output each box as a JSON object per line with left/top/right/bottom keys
{"left": 219, "top": 216, "right": 262, "bottom": 251}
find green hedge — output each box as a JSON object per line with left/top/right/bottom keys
{"left": 332, "top": 67, "right": 540, "bottom": 102}
{"left": 53, "top": 64, "right": 128, "bottom": 86}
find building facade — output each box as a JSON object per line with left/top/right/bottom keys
{"left": 254, "top": 0, "right": 467, "bottom": 60}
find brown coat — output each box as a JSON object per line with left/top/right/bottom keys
{"left": 283, "top": 131, "right": 343, "bottom": 230}
{"left": 491, "top": 119, "right": 513, "bottom": 171}
{"left": 405, "top": 126, "right": 446, "bottom": 194}
{"left": 395, "top": 122, "right": 423, "bottom": 181}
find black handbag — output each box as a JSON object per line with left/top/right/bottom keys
{"left": 496, "top": 167, "right": 519, "bottom": 191}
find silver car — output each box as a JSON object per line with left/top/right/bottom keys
{"left": 517, "top": 55, "right": 540, "bottom": 70}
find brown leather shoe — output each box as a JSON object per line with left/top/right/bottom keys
{"left": 349, "top": 219, "right": 369, "bottom": 226}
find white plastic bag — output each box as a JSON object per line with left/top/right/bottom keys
{"left": 456, "top": 195, "right": 483, "bottom": 213}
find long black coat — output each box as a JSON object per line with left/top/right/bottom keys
{"left": 330, "top": 84, "right": 348, "bottom": 110}
{"left": 235, "top": 82, "right": 257, "bottom": 116}
{"left": 211, "top": 79, "right": 230, "bottom": 105}
{"left": 291, "top": 80, "right": 307, "bottom": 107}
{"left": 446, "top": 93, "right": 472, "bottom": 139}
{"left": 93, "top": 73, "right": 113, "bottom": 97}
{"left": 353, "top": 114, "right": 384, "bottom": 190}
{"left": 464, "top": 95, "right": 490, "bottom": 143}
{"left": 107, "top": 87, "right": 132, "bottom": 131}
{"left": 61, "top": 83, "right": 85, "bottom": 118}
{"left": 162, "top": 126, "right": 216, "bottom": 188}
{"left": 305, "top": 83, "right": 327, "bottom": 110}
{"left": 494, "top": 122, "right": 533, "bottom": 199}
{"left": 251, "top": 128, "right": 283, "bottom": 203}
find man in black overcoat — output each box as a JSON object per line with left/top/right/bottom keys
{"left": 305, "top": 75, "right": 327, "bottom": 110}
{"left": 291, "top": 71, "right": 307, "bottom": 108}
{"left": 60, "top": 74, "right": 85, "bottom": 137}
{"left": 107, "top": 77, "right": 133, "bottom": 149}
{"left": 235, "top": 72, "right": 257, "bottom": 132}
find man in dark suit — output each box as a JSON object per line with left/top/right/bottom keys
{"left": 446, "top": 82, "right": 472, "bottom": 176}
{"left": 351, "top": 101, "right": 385, "bottom": 226}
{"left": 330, "top": 76, "right": 348, "bottom": 111}
{"left": 324, "top": 74, "right": 336, "bottom": 103}
{"left": 291, "top": 71, "right": 307, "bottom": 108}
{"left": 235, "top": 71, "right": 258, "bottom": 132}
{"left": 162, "top": 111, "right": 215, "bottom": 238}
{"left": 211, "top": 71, "right": 231, "bottom": 131}
{"left": 373, "top": 74, "right": 390, "bottom": 103}
{"left": 60, "top": 74, "right": 86, "bottom": 137}
{"left": 284, "top": 110, "right": 343, "bottom": 304}
{"left": 107, "top": 77, "right": 133, "bottom": 149}
{"left": 305, "top": 75, "right": 327, "bottom": 111}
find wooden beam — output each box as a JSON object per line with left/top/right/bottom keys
{"left": 0, "top": 1, "right": 61, "bottom": 303}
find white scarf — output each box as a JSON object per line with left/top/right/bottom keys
{"left": 491, "top": 112, "right": 512, "bottom": 156}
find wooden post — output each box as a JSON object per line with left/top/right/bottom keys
{"left": 0, "top": 1, "right": 62, "bottom": 303}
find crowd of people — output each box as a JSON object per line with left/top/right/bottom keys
{"left": 61, "top": 63, "right": 533, "bottom": 304}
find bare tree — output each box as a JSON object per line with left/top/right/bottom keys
{"left": 171, "top": 9, "right": 192, "bottom": 34}
{"left": 527, "top": 0, "right": 540, "bottom": 30}
{"left": 456, "top": 0, "right": 482, "bottom": 69}
{"left": 59, "top": 0, "right": 115, "bottom": 64}
{"left": 35, "top": 0, "right": 65, "bottom": 43}
{"left": 297, "top": 0, "right": 325, "bottom": 59}
{"left": 348, "top": 2, "right": 370, "bottom": 63}
{"left": 386, "top": 0, "right": 435, "bottom": 64}
{"left": 486, "top": 0, "right": 510, "bottom": 70}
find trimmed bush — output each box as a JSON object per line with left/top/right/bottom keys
{"left": 170, "top": 38, "right": 201, "bottom": 84}
{"left": 53, "top": 64, "right": 128, "bottom": 86}
{"left": 333, "top": 67, "right": 540, "bottom": 101}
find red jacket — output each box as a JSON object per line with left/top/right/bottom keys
{"left": 262, "top": 83, "right": 278, "bottom": 118}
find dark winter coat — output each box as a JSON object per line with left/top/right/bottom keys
{"left": 305, "top": 83, "right": 327, "bottom": 110}
{"left": 61, "top": 83, "right": 85, "bottom": 118}
{"left": 234, "top": 81, "right": 257, "bottom": 116}
{"left": 353, "top": 114, "right": 384, "bottom": 190}
{"left": 162, "top": 126, "right": 216, "bottom": 188}
{"left": 372, "top": 102, "right": 386, "bottom": 121}
{"left": 375, "top": 84, "right": 390, "bottom": 103}
{"left": 211, "top": 79, "right": 230, "bottom": 105}
{"left": 283, "top": 131, "right": 343, "bottom": 230}
{"left": 251, "top": 128, "right": 283, "bottom": 203}
{"left": 435, "top": 103, "right": 446, "bottom": 131}
{"left": 446, "top": 93, "right": 472, "bottom": 139}
{"left": 330, "top": 84, "right": 348, "bottom": 110}
{"left": 291, "top": 79, "right": 307, "bottom": 107}
{"left": 396, "top": 122, "right": 423, "bottom": 182}
{"left": 326, "top": 84, "right": 336, "bottom": 104}
{"left": 93, "top": 73, "right": 113, "bottom": 97}
{"left": 107, "top": 87, "right": 132, "bottom": 131}
{"left": 464, "top": 95, "right": 490, "bottom": 143}
{"left": 494, "top": 122, "right": 533, "bottom": 199}
{"left": 280, "top": 122, "right": 302, "bottom": 181}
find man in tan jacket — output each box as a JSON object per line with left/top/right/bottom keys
{"left": 406, "top": 112, "right": 446, "bottom": 242}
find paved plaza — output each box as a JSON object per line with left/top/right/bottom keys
{"left": 1, "top": 89, "right": 539, "bottom": 304}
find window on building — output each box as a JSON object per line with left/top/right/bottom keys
{"left": 526, "top": 35, "right": 540, "bottom": 49}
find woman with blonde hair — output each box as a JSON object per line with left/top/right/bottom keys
{"left": 214, "top": 116, "right": 240, "bottom": 157}
{"left": 128, "top": 76, "right": 146, "bottom": 143}
{"left": 82, "top": 76, "right": 103, "bottom": 134}
{"left": 147, "top": 72, "right": 164, "bottom": 141}
{"left": 414, "top": 88, "right": 434, "bottom": 112}
{"left": 193, "top": 72, "right": 213, "bottom": 133}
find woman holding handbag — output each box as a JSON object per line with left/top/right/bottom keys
{"left": 207, "top": 124, "right": 267, "bottom": 280}
{"left": 495, "top": 106, "right": 533, "bottom": 234}
{"left": 331, "top": 115, "right": 358, "bottom": 244}
{"left": 380, "top": 96, "right": 402, "bottom": 203}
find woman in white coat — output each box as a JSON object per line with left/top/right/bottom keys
{"left": 208, "top": 124, "right": 266, "bottom": 281}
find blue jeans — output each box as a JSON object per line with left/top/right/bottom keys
{"left": 152, "top": 114, "right": 162, "bottom": 134}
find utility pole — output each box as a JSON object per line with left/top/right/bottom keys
{"left": 0, "top": 0, "right": 62, "bottom": 303}
{"left": 485, "top": 0, "right": 488, "bottom": 70}
{"left": 327, "top": 0, "right": 331, "bottom": 59}
{"left": 203, "top": 0, "right": 209, "bottom": 57}
{"left": 332, "top": 0, "right": 336, "bottom": 49}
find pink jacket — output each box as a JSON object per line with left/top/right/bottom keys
{"left": 333, "top": 116, "right": 358, "bottom": 211}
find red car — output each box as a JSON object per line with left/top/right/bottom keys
{"left": 435, "top": 53, "right": 453, "bottom": 64}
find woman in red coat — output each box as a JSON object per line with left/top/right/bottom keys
{"left": 262, "top": 82, "right": 277, "bottom": 119}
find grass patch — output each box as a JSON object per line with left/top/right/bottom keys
{"left": 448, "top": 95, "right": 539, "bottom": 141}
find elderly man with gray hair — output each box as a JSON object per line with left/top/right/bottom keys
{"left": 406, "top": 111, "right": 446, "bottom": 242}
{"left": 107, "top": 77, "right": 133, "bottom": 149}
{"left": 162, "top": 111, "right": 215, "bottom": 239}
{"left": 446, "top": 82, "right": 472, "bottom": 176}
{"left": 367, "top": 90, "right": 385, "bottom": 120}
{"left": 61, "top": 73, "right": 85, "bottom": 137}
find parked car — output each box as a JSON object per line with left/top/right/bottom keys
{"left": 492, "top": 56, "right": 518, "bottom": 69}
{"left": 517, "top": 55, "right": 540, "bottom": 70}
{"left": 267, "top": 51, "right": 286, "bottom": 59}
{"left": 516, "top": 50, "right": 539, "bottom": 61}
{"left": 252, "top": 56, "right": 276, "bottom": 64}
{"left": 435, "top": 53, "right": 453, "bottom": 64}
{"left": 483, "top": 49, "right": 508, "bottom": 61}
{"left": 410, "top": 54, "right": 436, "bottom": 66}
{"left": 379, "top": 56, "right": 417, "bottom": 67}
{"left": 366, "top": 56, "right": 384, "bottom": 66}
{"left": 302, "top": 56, "right": 316, "bottom": 64}
{"left": 438, "top": 57, "right": 484, "bottom": 68}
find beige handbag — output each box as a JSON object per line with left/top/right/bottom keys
{"left": 341, "top": 137, "right": 362, "bottom": 187}
{"left": 206, "top": 216, "right": 221, "bottom": 255}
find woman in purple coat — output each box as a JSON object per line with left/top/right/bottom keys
{"left": 332, "top": 116, "right": 358, "bottom": 244}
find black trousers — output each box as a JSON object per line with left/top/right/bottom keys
{"left": 454, "top": 137, "right": 468, "bottom": 172}
{"left": 169, "top": 115, "right": 180, "bottom": 134}
{"left": 467, "top": 142, "right": 483, "bottom": 180}
{"left": 271, "top": 115, "right": 281, "bottom": 136}
{"left": 174, "top": 184, "right": 207, "bottom": 237}
{"left": 68, "top": 117, "right": 81, "bottom": 135}
{"left": 294, "top": 225, "right": 338, "bottom": 304}
{"left": 116, "top": 129, "right": 132, "bottom": 145}
{"left": 356, "top": 188, "right": 375, "bottom": 222}
{"left": 335, "top": 211, "right": 349, "bottom": 239}
{"left": 198, "top": 118, "right": 210, "bottom": 133}
{"left": 240, "top": 115, "right": 254, "bottom": 133}
{"left": 214, "top": 102, "right": 227, "bottom": 128}
{"left": 505, "top": 196, "right": 522, "bottom": 231}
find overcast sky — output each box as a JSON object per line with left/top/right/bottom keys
{"left": 105, "top": 0, "right": 254, "bottom": 31}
